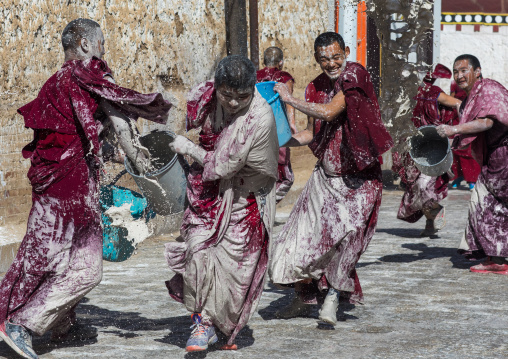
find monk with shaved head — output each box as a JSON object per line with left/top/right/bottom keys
{"left": 0, "top": 18, "right": 170, "bottom": 358}
{"left": 257, "top": 47, "right": 296, "bottom": 203}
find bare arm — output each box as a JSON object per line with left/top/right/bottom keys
{"left": 100, "top": 99, "right": 151, "bottom": 174}
{"left": 285, "top": 80, "right": 297, "bottom": 134}
{"left": 437, "top": 92, "right": 462, "bottom": 113}
{"left": 436, "top": 117, "right": 494, "bottom": 137}
{"left": 274, "top": 82, "right": 346, "bottom": 122}
{"left": 284, "top": 116, "right": 315, "bottom": 147}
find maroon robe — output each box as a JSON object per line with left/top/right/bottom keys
{"left": 455, "top": 78, "right": 508, "bottom": 259}
{"left": 449, "top": 81, "right": 480, "bottom": 183}
{"left": 269, "top": 62, "right": 393, "bottom": 304}
{"left": 393, "top": 81, "right": 453, "bottom": 223}
{"left": 256, "top": 67, "right": 295, "bottom": 203}
{"left": 0, "top": 57, "right": 171, "bottom": 335}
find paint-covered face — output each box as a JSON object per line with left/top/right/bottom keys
{"left": 315, "top": 42, "right": 350, "bottom": 80}
{"left": 216, "top": 85, "right": 254, "bottom": 116}
{"left": 453, "top": 59, "right": 480, "bottom": 93}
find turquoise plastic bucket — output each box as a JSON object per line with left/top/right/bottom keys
{"left": 256, "top": 81, "right": 292, "bottom": 147}
{"left": 100, "top": 180, "right": 155, "bottom": 262}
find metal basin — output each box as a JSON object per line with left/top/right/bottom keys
{"left": 409, "top": 125, "right": 453, "bottom": 177}
{"left": 124, "top": 131, "right": 187, "bottom": 216}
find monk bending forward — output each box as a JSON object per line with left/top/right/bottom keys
{"left": 0, "top": 19, "right": 170, "bottom": 359}
{"left": 437, "top": 54, "right": 508, "bottom": 275}
{"left": 270, "top": 32, "right": 393, "bottom": 325}
{"left": 165, "top": 55, "right": 278, "bottom": 352}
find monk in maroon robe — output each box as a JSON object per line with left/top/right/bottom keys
{"left": 256, "top": 47, "right": 296, "bottom": 203}
{"left": 437, "top": 54, "right": 508, "bottom": 275}
{"left": 392, "top": 64, "right": 461, "bottom": 236}
{"left": 165, "top": 56, "right": 278, "bottom": 352}
{"left": 0, "top": 19, "right": 170, "bottom": 358}
{"left": 270, "top": 32, "right": 393, "bottom": 326}
{"left": 449, "top": 80, "right": 481, "bottom": 189}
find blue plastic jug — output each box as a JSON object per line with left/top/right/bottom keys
{"left": 256, "top": 81, "right": 292, "bottom": 147}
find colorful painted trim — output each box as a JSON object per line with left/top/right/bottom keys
{"left": 441, "top": 13, "right": 508, "bottom": 26}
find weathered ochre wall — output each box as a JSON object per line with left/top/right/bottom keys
{"left": 0, "top": 0, "right": 227, "bottom": 224}
{"left": 258, "top": 1, "right": 330, "bottom": 173}
{"left": 0, "top": 0, "right": 328, "bottom": 225}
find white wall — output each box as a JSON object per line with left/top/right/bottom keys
{"left": 439, "top": 24, "right": 508, "bottom": 92}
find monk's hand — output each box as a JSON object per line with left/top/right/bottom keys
{"left": 436, "top": 124, "right": 457, "bottom": 138}
{"left": 169, "top": 135, "right": 194, "bottom": 155}
{"left": 274, "top": 82, "right": 291, "bottom": 102}
{"left": 170, "top": 135, "right": 207, "bottom": 165}
{"left": 132, "top": 145, "right": 151, "bottom": 175}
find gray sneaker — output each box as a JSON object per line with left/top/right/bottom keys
{"left": 0, "top": 319, "right": 38, "bottom": 359}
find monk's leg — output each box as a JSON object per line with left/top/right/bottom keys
{"left": 10, "top": 223, "right": 102, "bottom": 337}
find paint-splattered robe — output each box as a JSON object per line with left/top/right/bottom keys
{"left": 165, "top": 81, "right": 278, "bottom": 344}
{"left": 393, "top": 81, "right": 453, "bottom": 223}
{"left": 269, "top": 62, "right": 393, "bottom": 304}
{"left": 450, "top": 81, "right": 481, "bottom": 184}
{"left": 455, "top": 78, "right": 508, "bottom": 259}
{"left": 0, "top": 57, "right": 170, "bottom": 335}
{"left": 256, "top": 67, "right": 295, "bottom": 203}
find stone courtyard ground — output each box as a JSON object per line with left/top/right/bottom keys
{"left": 1, "top": 188, "right": 507, "bottom": 359}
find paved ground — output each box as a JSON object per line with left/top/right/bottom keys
{"left": 1, "top": 188, "right": 507, "bottom": 359}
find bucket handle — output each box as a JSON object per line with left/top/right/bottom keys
{"left": 109, "top": 169, "right": 128, "bottom": 187}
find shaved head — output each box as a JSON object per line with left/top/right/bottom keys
{"left": 61, "top": 18, "right": 101, "bottom": 52}
{"left": 263, "top": 47, "right": 284, "bottom": 67}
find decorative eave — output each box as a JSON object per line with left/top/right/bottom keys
{"left": 441, "top": 12, "right": 508, "bottom": 26}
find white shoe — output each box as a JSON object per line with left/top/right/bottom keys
{"left": 318, "top": 289, "right": 339, "bottom": 325}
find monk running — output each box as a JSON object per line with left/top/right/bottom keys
{"left": 269, "top": 32, "right": 393, "bottom": 325}
{"left": 0, "top": 19, "right": 171, "bottom": 359}
{"left": 165, "top": 55, "right": 279, "bottom": 351}
{"left": 392, "top": 64, "right": 461, "bottom": 236}
{"left": 257, "top": 47, "right": 296, "bottom": 202}
{"left": 437, "top": 54, "right": 508, "bottom": 274}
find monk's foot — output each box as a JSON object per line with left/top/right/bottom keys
{"left": 420, "top": 220, "right": 437, "bottom": 237}
{"left": 470, "top": 257, "right": 508, "bottom": 274}
{"left": 432, "top": 205, "right": 446, "bottom": 229}
{"left": 185, "top": 313, "right": 218, "bottom": 352}
{"left": 276, "top": 297, "right": 311, "bottom": 319}
{"left": 220, "top": 343, "right": 238, "bottom": 350}
{"left": 0, "top": 319, "right": 38, "bottom": 359}
{"left": 317, "top": 289, "right": 339, "bottom": 326}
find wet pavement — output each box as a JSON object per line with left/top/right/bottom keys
{"left": 1, "top": 189, "right": 507, "bottom": 358}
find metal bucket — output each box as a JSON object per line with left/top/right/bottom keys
{"left": 409, "top": 125, "right": 453, "bottom": 177}
{"left": 124, "top": 130, "right": 187, "bottom": 216}
{"left": 255, "top": 81, "right": 292, "bottom": 147}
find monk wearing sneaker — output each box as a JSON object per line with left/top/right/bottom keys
{"left": 269, "top": 32, "right": 393, "bottom": 325}
{"left": 165, "top": 55, "right": 278, "bottom": 351}
{"left": 437, "top": 54, "right": 508, "bottom": 274}
{"left": 0, "top": 19, "right": 170, "bottom": 359}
